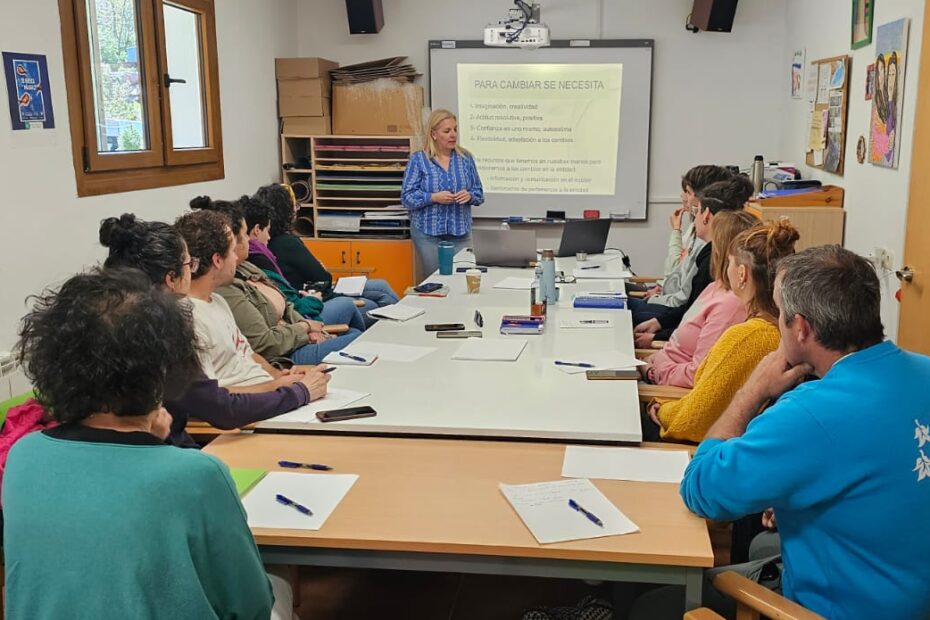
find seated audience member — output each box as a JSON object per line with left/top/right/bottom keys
{"left": 630, "top": 165, "right": 733, "bottom": 299}
{"left": 255, "top": 183, "right": 399, "bottom": 323}
{"left": 175, "top": 209, "right": 316, "bottom": 392}
{"left": 189, "top": 197, "right": 361, "bottom": 366}
{"left": 678, "top": 246, "right": 930, "bottom": 619}
{"left": 239, "top": 194, "right": 367, "bottom": 332}
{"left": 2, "top": 268, "right": 287, "bottom": 618}
{"left": 639, "top": 210, "right": 758, "bottom": 387}
{"left": 632, "top": 174, "right": 754, "bottom": 333}
{"left": 643, "top": 219, "right": 799, "bottom": 442}
{"left": 99, "top": 213, "right": 328, "bottom": 447}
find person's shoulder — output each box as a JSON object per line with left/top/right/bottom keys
{"left": 159, "top": 447, "right": 236, "bottom": 489}
{"left": 717, "top": 318, "right": 778, "bottom": 348}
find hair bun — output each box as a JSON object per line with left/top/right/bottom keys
{"left": 766, "top": 219, "right": 801, "bottom": 256}
{"left": 189, "top": 195, "right": 212, "bottom": 211}
{"left": 99, "top": 213, "right": 140, "bottom": 250}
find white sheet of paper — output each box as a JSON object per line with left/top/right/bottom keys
{"left": 321, "top": 350, "right": 377, "bottom": 366}
{"left": 367, "top": 304, "right": 426, "bottom": 322}
{"left": 266, "top": 388, "right": 370, "bottom": 423}
{"left": 549, "top": 351, "right": 645, "bottom": 374}
{"left": 333, "top": 275, "right": 367, "bottom": 296}
{"left": 336, "top": 341, "right": 436, "bottom": 363}
{"left": 242, "top": 471, "right": 358, "bottom": 530}
{"left": 452, "top": 338, "right": 527, "bottom": 361}
{"left": 493, "top": 277, "right": 536, "bottom": 290}
{"left": 559, "top": 317, "right": 613, "bottom": 329}
{"left": 499, "top": 478, "right": 639, "bottom": 544}
{"left": 572, "top": 268, "right": 633, "bottom": 280}
{"left": 812, "top": 149, "right": 824, "bottom": 166}
{"left": 562, "top": 446, "right": 691, "bottom": 484}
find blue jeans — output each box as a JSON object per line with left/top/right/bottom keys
{"left": 410, "top": 227, "right": 472, "bottom": 279}
{"left": 355, "top": 279, "right": 400, "bottom": 328}
{"left": 318, "top": 296, "right": 367, "bottom": 332}
{"left": 628, "top": 296, "right": 671, "bottom": 326}
{"left": 289, "top": 328, "right": 362, "bottom": 365}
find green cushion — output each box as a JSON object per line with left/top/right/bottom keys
{"left": 0, "top": 390, "right": 36, "bottom": 426}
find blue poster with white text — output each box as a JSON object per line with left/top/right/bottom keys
{"left": 3, "top": 52, "right": 55, "bottom": 130}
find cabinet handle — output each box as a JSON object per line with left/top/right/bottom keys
{"left": 341, "top": 250, "right": 347, "bottom": 265}
{"left": 356, "top": 251, "right": 361, "bottom": 265}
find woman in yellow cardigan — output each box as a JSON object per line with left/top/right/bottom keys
{"left": 643, "top": 219, "right": 800, "bottom": 442}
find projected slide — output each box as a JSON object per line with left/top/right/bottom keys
{"left": 457, "top": 63, "right": 622, "bottom": 195}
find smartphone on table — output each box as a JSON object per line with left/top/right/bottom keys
{"left": 424, "top": 323, "right": 465, "bottom": 332}
{"left": 413, "top": 282, "right": 444, "bottom": 293}
{"left": 585, "top": 369, "right": 641, "bottom": 380}
{"left": 316, "top": 405, "right": 377, "bottom": 422}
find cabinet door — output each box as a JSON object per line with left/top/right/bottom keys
{"left": 303, "top": 239, "right": 353, "bottom": 278}
{"left": 350, "top": 240, "right": 415, "bottom": 294}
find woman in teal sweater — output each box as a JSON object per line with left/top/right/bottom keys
{"left": 3, "top": 268, "right": 282, "bottom": 619}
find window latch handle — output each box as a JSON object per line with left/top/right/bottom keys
{"left": 163, "top": 73, "right": 187, "bottom": 88}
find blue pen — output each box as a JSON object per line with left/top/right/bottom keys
{"left": 339, "top": 351, "right": 367, "bottom": 363}
{"left": 278, "top": 460, "right": 333, "bottom": 471}
{"left": 276, "top": 493, "right": 314, "bottom": 516}
{"left": 579, "top": 265, "right": 601, "bottom": 270}
{"left": 554, "top": 360, "right": 595, "bottom": 368}
{"left": 568, "top": 499, "right": 604, "bottom": 527}
{"left": 322, "top": 366, "right": 337, "bottom": 374}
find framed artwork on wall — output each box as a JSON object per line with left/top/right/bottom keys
{"left": 851, "top": 0, "right": 875, "bottom": 49}
{"left": 870, "top": 18, "right": 910, "bottom": 169}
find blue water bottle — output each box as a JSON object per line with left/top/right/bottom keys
{"left": 438, "top": 241, "right": 454, "bottom": 275}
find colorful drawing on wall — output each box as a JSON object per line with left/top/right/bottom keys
{"left": 791, "top": 49, "right": 805, "bottom": 99}
{"left": 851, "top": 0, "right": 875, "bottom": 49}
{"left": 865, "top": 63, "right": 875, "bottom": 100}
{"left": 2, "top": 52, "right": 55, "bottom": 130}
{"left": 869, "top": 18, "right": 909, "bottom": 169}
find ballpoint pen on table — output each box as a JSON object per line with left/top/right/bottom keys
{"left": 579, "top": 320, "right": 609, "bottom": 324}
{"left": 276, "top": 493, "right": 314, "bottom": 516}
{"left": 339, "top": 351, "right": 367, "bottom": 363}
{"left": 474, "top": 310, "right": 484, "bottom": 328}
{"left": 278, "top": 460, "right": 333, "bottom": 471}
{"left": 554, "top": 361, "right": 595, "bottom": 368}
{"left": 568, "top": 498, "right": 604, "bottom": 527}
{"left": 579, "top": 265, "right": 602, "bottom": 270}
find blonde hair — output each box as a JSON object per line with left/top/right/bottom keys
{"left": 711, "top": 210, "right": 759, "bottom": 287}
{"left": 425, "top": 109, "right": 466, "bottom": 159}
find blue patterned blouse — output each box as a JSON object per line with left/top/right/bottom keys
{"left": 400, "top": 150, "right": 485, "bottom": 236}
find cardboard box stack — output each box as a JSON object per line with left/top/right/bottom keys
{"left": 330, "top": 57, "right": 424, "bottom": 137}
{"left": 275, "top": 57, "right": 339, "bottom": 135}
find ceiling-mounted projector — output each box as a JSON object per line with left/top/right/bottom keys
{"left": 484, "top": 1, "right": 550, "bottom": 49}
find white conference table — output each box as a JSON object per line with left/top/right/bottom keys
{"left": 257, "top": 252, "right": 643, "bottom": 443}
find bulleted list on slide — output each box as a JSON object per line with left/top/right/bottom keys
{"left": 457, "top": 63, "right": 622, "bottom": 195}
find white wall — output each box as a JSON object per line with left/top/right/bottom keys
{"left": 296, "top": 0, "right": 788, "bottom": 276}
{"left": 781, "top": 0, "right": 924, "bottom": 340}
{"left": 0, "top": 0, "right": 299, "bottom": 351}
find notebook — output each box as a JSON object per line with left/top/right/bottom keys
{"left": 333, "top": 275, "right": 367, "bottom": 296}
{"left": 367, "top": 303, "right": 426, "bottom": 322}
{"left": 230, "top": 468, "right": 267, "bottom": 496}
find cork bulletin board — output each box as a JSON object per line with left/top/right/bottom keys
{"left": 806, "top": 55, "right": 851, "bottom": 175}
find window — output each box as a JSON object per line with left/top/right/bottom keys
{"left": 58, "top": 0, "right": 223, "bottom": 196}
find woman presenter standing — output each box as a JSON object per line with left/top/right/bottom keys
{"left": 401, "top": 109, "right": 485, "bottom": 276}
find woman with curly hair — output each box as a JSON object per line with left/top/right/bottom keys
{"left": 2, "top": 268, "right": 285, "bottom": 618}
{"left": 255, "top": 183, "right": 399, "bottom": 326}
{"left": 99, "top": 213, "right": 325, "bottom": 447}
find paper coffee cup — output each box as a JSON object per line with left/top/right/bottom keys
{"left": 465, "top": 269, "right": 482, "bottom": 293}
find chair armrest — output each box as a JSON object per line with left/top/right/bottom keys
{"left": 683, "top": 609, "right": 725, "bottom": 620}
{"left": 638, "top": 384, "right": 691, "bottom": 403}
{"left": 628, "top": 291, "right": 647, "bottom": 299}
{"left": 630, "top": 276, "right": 661, "bottom": 284}
{"left": 712, "top": 572, "right": 825, "bottom": 620}
{"left": 652, "top": 340, "right": 668, "bottom": 349}
{"left": 635, "top": 349, "right": 655, "bottom": 359}
{"left": 323, "top": 323, "right": 349, "bottom": 335}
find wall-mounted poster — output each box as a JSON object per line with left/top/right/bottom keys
{"left": 870, "top": 18, "right": 909, "bottom": 169}
{"left": 852, "top": 0, "right": 875, "bottom": 49}
{"left": 791, "top": 49, "right": 805, "bottom": 98}
{"left": 2, "top": 52, "right": 55, "bottom": 130}
{"left": 865, "top": 63, "right": 875, "bottom": 100}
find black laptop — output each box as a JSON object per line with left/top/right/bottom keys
{"left": 556, "top": 219, "right": 611, "bottom": 257}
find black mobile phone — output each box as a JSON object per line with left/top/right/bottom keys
{"left": 456, "top": 266, "right": 488, "bottom": 273}
{"left": 316, "top": 405, "right": 377, "bottom": 422}
{"left": 585, "top": 369, "right": 641, "bottom": 380}
{"left": 424, "top": 323, "right": 465, "bottom": 332}
{"left": 413, "top": 282, "right": 444, "bottom": 293}
{"left": 436, "top": 330, "right": 483, "bottom": 339}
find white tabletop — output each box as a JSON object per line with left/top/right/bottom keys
{"left": 257, "top": 253, "right": 642, "bottom": 443}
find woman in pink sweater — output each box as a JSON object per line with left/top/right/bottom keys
{"left": 642, "top": 210, "right": 759, "bottom": 388}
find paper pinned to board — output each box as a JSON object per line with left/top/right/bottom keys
{"left": 499, "top": 478, "right": 639, "bottom": 544}
{"left": 561, "top": 446, "right": 691, "bottom": 484}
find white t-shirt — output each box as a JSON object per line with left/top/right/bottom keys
{"left": 187, "top": 294, "right": 272, "bottom": 388}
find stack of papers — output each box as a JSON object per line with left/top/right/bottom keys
{"left": 550, "top": 351, "right": 644, "bottom": 374}
{"left": 572, "top": 267, "right": 634, "bottom": 280}
{"left": 242, "top": 471, "right": 359, "bottom": 530}
{"left": 264, "top": 388, "right": 370, "bottom": 424}
{"left": 333, "top": 275, "right": 367, "bottom": 296}
{"left": 499, "top": 478, "right": 639, "bottom": 544}
{"left": 561, "top": 446, "right": 691, "bottom": 484}
{"left": 367, "top": 303, "right": 426, "bottom": 322}
{"left": 493, "top": 277, "right": 536, "bottom": 290}
{"left": 317, "top": 213, "right": 362, "bottom": 233}
{"left": 452, "top": 338, "right": 527, "bottom": 361}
